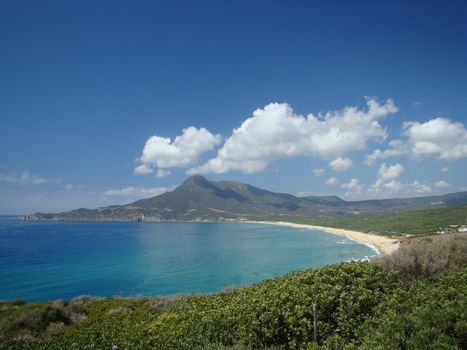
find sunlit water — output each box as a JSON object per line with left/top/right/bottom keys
{"left": 0, "top": 218, "right": 377, "bottom": 301}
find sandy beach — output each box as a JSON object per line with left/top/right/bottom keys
{"left": 247, "top": 221, "right": 400, "bottom": 256}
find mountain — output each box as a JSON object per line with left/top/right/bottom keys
{"left": 23, "top": 175, "right": 467, "bottom": 222}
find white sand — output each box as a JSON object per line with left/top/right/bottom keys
{"left": 246, "top": 221, "right": 400, "bottom": 256}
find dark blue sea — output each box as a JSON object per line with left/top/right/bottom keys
{"left": 0, "top": 218, "right": 377, "bottom": 302}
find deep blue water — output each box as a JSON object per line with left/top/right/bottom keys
{"left": 0, "top": 218, "right": 377, "bottom": 302}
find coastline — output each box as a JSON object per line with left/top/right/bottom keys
{"left": 15, "top": 215, "right": 400, "bottom": 255}
{"left": 246, "top": 221, "right": 400, "bottom": 256}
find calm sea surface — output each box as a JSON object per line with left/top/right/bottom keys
{"left": 0, "top": 218, "right": 377, "bottom": 301}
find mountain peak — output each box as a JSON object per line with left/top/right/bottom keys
{"left": 181, "top": 174, "right": 211, "bottom": 186}
{"left": 185, "top": 174, "right": 208, "bottom": 182}
{"left": 24, "top": 175, "right": 467, "bottom": 222}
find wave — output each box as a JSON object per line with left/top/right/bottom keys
{"left": 337, "top": 237, "right": 380, "bottom": 256}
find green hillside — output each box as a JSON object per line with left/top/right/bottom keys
{"left": 298, "top": 203, "right": 467, "bottom": 236}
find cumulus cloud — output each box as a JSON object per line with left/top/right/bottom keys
{"left": 435, "top": 180, "right": 450, "bottom": 189}
{"left": 367, "top": 162, "right": 442, "bottom": 196}
{"left": 378, "top": 163, "right": 404, "bottom": 182}
{"left": 188, "top": 99, "right": 397, "bottom": 174}
{"left": 325, "top": 177, "right": 339, "bottom": 185}
{"left": 370, "top": 163, "right": 405, "bottom": 193}
{"left": 409, "top": 181, "right": 432, "bottom": 194}
{"left": 104, "top": 186, "right": 172, "bottom": 198}
{"left": 134, "top": 164, "right": 153, "bottom": 175}
{"left": 365, "top": 140, "right": 407, "bottom": 165}
{"left": 403, "top": 118, "right": 467, "bottom": 160}
{"left": 341, "top": 178, "right": 363, "bottom": 192}
{"left": 329, "top": 157, "right": 353, "bottom": 172}
{"left": 441, "top": 167, "right": 449, "bottom": 173}
{"left": 136, "top": 127, "right": 221, "bottom": 175}
{"left": 155, "top": 169, "right": 171, "bottom": 178}
{"left": 364, "top": 180, "right": 437, "bottom": 198}
{"left": 312, "top": 168, "right": 325, "bottom": 177}
{"left": 366, "top": 117, "right": 467, "bottom": 164}
{"left": 382, "top": 180, "right": 402, "bottom": 192}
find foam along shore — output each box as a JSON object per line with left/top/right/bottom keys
{"left": 248, "top": 221, "right": 400, "bottom": 256}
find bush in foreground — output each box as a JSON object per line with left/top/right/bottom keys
{"left": 378, "top": 233, "right": 467, "bottom": 282}
{"left": 360, "top": 268, "right": 467, "bottom": 349}
{"left": 146, "top": 263, "right": 397, "bottom": 349}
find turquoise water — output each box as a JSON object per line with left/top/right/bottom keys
{"left": 0, "top": 218, "right": 377, "bottom": 302}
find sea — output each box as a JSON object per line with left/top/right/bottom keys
{"left": 0, "top": 217, "right": 378, "bottom": 302}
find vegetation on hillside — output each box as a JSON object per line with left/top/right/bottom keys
{"left": 360, "top": 270, "right": 466, "bottom": 350}
{"left": 378, "top": 233, "right": 467, "bottom": 282}
{"left": 25, "top": 175, "right": 467, "bottom": 222}
{"left": 1, "top": 233, "right": 466, "bottom": 350}
{"left": 298, "top": 203, "right": 467, "bottom": 236}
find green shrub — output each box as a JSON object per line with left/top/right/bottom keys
{"left": 359, "top": 268, "right": 467, "bottom": 349}
{"left": 147, "top": 263, "right": 397, "bottom": 350}
{"left": 38, "top": 298, "right": 166, "bottom": 350}
{"left": 11, "top": 306, "right": 71, "bottom": 335}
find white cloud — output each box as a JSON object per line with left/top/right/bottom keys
{"left": 367, "top": 164, "right": 443, "bottom": 196}
{"left": 341, "top": 178, "right": 363, "bottom": 191}
{"left": 441, "top": 167, "right": 449, "bottom": 173}
{"left": 0, "top": 171, "right": 47, "bottom": 185}
{"left": 409, "top": 181, "right": 432, "bottom": 194}
{"left": 435, "top": 180, "right": 450, "bottom": 189}
{"left": 155, "top": 169, "right": 171, "bottom": 178}
{"left": 189, "top": 99, "right": 397, "bottom": 174}
{"left": 134, "top": 164, "right": 153, "bottom": 175}
{"left": 367, "top": 117, "right": 467, "bottom": 164}
{"left": 365, "top": 140, "right": 407, "bottom": 165}
{"left": 378, "top": 163, "right": 404, "bottom": 182}
{"left": 136, "top": 126, "right": 221, "bottom": 174}
{"left": 21, "top": 172, "right": 47, "bottom": 185}
{"left": 382, "top": 180, "right": 402, "bottom": 192}
{"left": 104, "top": 186, "right": 172, "bottom": 199}
{"left": 370, "top": 163, "right": 405, "bottom": 193}
{"left": 312, "top": 168, "right": 325, "bottom": 177}
{"left": 403, "top": 118, "right": 467, "bottom": 160}
{"left": 325, "top": 177, "right": 339, "bottom": 185}
{"left": 329, "top": 157, "right": 353, "bottom": 172}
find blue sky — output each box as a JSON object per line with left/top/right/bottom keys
{"left": 1, "top": 0, "right": 466, "bottom": 213}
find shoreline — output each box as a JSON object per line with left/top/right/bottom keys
{"left": 245, "top": 221, "right": 400, "bottom": 256}
{"left": 14, "top": 216, "right": 400, "bottom": 255}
